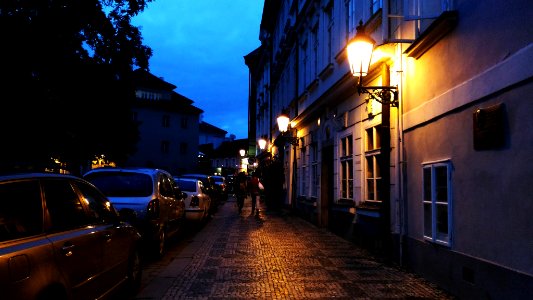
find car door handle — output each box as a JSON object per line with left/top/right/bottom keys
{"left": 61, "top": 244, "right": 75, "bottom": 257}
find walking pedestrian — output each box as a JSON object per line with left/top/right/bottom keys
{"left": 234, "top": 171, "right": 247, "bottom": 214}
{"left": 248, "top": 171, "right": 262, "bottom": 216}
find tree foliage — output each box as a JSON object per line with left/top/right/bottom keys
{"left": 0, "top": 0, "right": 153, "bottom": 174}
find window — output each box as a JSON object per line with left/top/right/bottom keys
{"left": 311, "top": 143, "right": 319, "bottom": 198}
{"left": 0, "top": 180, "right": 43, "bottom": 241}
{"left": 181, "top": 117, "right": 188, "bottom": 129}
{"left": 423, "top": 161, "right": 452, "bottom": 246}
{"left": 180, "top": 142, "right": 188, "bottom": 155}
{"left": 346, "top": 0, "right": 357, "bottom": 41}
{"left": 325, "top": 3, "right": 334, "bottom": 64}
{"left": 370, "top": 0, "right": 382, "bottom": 15}
{"left": 365, "top": 126, "right": 382, "bottom": 201}
{"left": 162, "top": 115, "right": 170, "bottom": 128}
{"left": 312, "top": 24, "right": 319, "bottom": 79}
{"left": 300, "top": 146, "right": 308, "bottom": 197}
{"left": 340, "top": 135, "right": 353, "bottom": 199}
{"left": 300, "top": 39, "right": 308, "bottom": 89}
{"left": 159, "top": 175, "right": 175, "bottom": 198}
{"left": 44, "top": 179, "right": 88, "bottom": 231}
{"left": 161, "top": 140, "right": 170, "bottom": 154}
{"left": 75, "top": 180, "right": 116, "bottom": 223}
{"left": 404, "top": 0, "right": 452, "bottom": 35}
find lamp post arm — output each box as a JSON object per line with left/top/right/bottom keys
{"left": 357, "top": 85, "right": 399, "bottom": 107}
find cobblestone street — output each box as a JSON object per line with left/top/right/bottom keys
{"left": 135, "top": 196, "right": 454, "bottom": 299}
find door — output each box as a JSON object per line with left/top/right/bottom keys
{"left": 74, "top": 180, "right": 132, "bottom": 292}
{"left": 43, "top": 179, "right": 104, "bottom": 300}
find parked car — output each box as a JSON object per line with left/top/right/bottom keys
{"left": 83, "top": 168, "right": 186, "bottom": 257}
{"left": 174, "top": 177, "right": 212, "bottom": 223}
{"left": 210, "top": 175, "right": 228, "bottom": 201}
{"left": 0, "top": 172, "right": 142, "bottom": 300}
{"left": 179, "top": 173, "right": 220, "bottom": 212}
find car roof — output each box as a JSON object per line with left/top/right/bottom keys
{"left": 0, "top": 172, "right": 81, "bottom": 182}
{"left": 175, "top": 177, "right": 198, "bottom": 182}
{"left": 84, "top": 167, "right": 172, "bottom": 177}
{"left": 181, "top": 173, "right": 209, "bottom": 176}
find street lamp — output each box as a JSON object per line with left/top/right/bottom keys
{"left": 258, "top": 138, "right": 267, "bottom": 151}
{"left": 347, "top": 20, "right": 398, "bottom": 107}
{"left": 347, "top": 20, "right": 396, "bottom": 248}
{"left": 276, "top": 113, "right": 299, "bottom": 146}
{"left": 239, "top": 149, "right": 246, "bottom": 157}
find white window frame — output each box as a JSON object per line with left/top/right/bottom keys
{"left": 422, "top": 160, "right": 452, "bottom": 246}
{"left": 339, "top": 135, "right": 354, "bottom": 200}
{"left": 403, "top": 0, "right": 453, "bottom": 37}
{"left": 365, "top": 126, "right": 382, "bottom": 202}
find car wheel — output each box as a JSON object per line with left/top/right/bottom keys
{"left": 126, "top": 247, "right": 143, "bottom": 293}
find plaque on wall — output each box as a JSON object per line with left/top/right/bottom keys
{"left": 473, "top": 103, "right": 505, "bottom": 150}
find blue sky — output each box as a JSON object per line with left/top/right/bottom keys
{"left": 132, "top": 1, "right": 264, "bottom": 139}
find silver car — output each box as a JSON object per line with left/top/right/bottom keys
{"left": 174, "top": 177, "right": 212, "bottom": 223}
{"left": 83, "top": 168, "right": 185, "bottom": 258}
{"left": 0, "top": 172, "right": 142, "bottom": 300}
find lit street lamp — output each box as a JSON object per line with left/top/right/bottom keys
{"left": 347, "top": 20, "right": 398, "bottom": 107}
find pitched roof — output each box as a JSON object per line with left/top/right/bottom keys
{"left": 200, "top": 121, "right": 227, "bottom": 135}
{"left": 132, "top": 68, "right": 176, "bottom": 91}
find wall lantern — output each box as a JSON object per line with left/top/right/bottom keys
{"left": 258, "top": 138, "right": 267, "bottom": 150}
{"left": 347, "top": 20, "right": 398, "bottom": 107}
{"left": 276, "top": 113, "right": 290, "bottom": 133}
{"left": 239, "top": 149, "right": 246, "bottom": 157}
{"left": 277, "top": 113, "right": 299, "bottom": 146}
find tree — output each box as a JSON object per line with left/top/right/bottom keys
{"left": 0, "top": 0, "right": 153, "bottom": 174}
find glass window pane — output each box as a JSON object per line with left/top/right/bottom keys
{"left": 435, "top": 166, "right": 448, "bottom": 202}
{"left": 423, "top": 168, "right": 431, "bottom": 201}
{"left": 366, "top": 157, "right": 374, "bottom": 178}
{"left": 44, "top": 179, "right": 88, "bottom": 231}
{"left": 376, "top": 178, "right": 383, "bottom": 201}
{"left": 0, "top": 180, "right": 43, "bottom": 241}
{"left": 424, "top": 202, "right": 432, "bottom": 237}
{"left": 367, "top": 179, "right": 374, "bottom": 200}
{"left": 76, "top": 181, "right": 116, "bottom": 223}
{"left": 436, "top": 203, "right": 448, "bottom": 240}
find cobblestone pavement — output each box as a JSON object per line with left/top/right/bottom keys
{"left": 135, "top": 196, "right": 454, "bottom": 299}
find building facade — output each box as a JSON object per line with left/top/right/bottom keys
{"left": 126, "top": 69, "right": 203, "bottom": 175}
{"left": 247, "top": 0, "right": 533, "bottom": 298}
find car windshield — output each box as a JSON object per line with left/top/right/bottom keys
{"left": 84, "top": 172, "right": 153, "bottom": 197}
{"left": 176, "top": 180, "right": 196, "bottom": 192}
{"left": 181, "top": 175, "right": 209, "bottom": 186}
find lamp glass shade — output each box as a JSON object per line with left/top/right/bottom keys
{"left": 277, "top": 114, "right": 290, "bottom": 133}
{"left": 239, "top": 149, "right": 246, "bottom": 157}
{"left": 346, "top": 22, "right": 375, "bottom": 77}
{"left": 258, "top": 138, "right": 267, "bottom": 150}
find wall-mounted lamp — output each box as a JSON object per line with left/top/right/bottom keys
{"left": 277, "top": 113, "right": 299, "bottom": 146}
{"left": 258, "top": 138, "right": 267, "bottom": 150}
{"left": 347, "top": 20, "right": 398, "bottom": 107}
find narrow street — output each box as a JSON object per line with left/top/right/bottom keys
{"left": 135, "top": 196, "right": 454, "bottom": 299}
